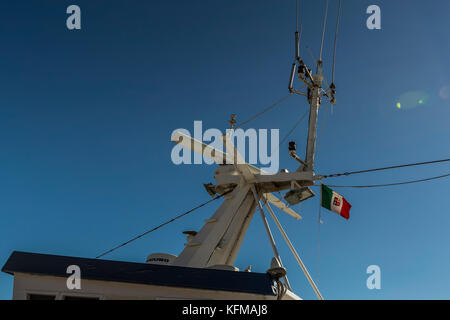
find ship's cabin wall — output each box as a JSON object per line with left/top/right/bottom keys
{"left": 11, "top": 272, "right": 300, "bottom": 300}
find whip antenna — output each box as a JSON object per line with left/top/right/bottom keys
{"left": 295, "top": 0, "right": 303, "bottom": 61}
{"left": 331, "top": 0, "right": 342, "bottom": 85}
{"left": 317, "top": 0, "right": 329, "bottom": 74}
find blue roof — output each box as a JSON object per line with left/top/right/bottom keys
{"left": 2, "top": 251, "right": 276, "bottom": 296}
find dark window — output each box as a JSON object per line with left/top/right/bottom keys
{"left": 63, "top": 296, "right": 100, "bottom": 300}
{"left": 27, "top": 294, "right": 56, "bottom": 300}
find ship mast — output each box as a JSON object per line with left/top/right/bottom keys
{"left": 288, "top": 0, "right": 338, "bottom": 173}
{"left": 170, "top": 0, "right": 342, "bottom": 300}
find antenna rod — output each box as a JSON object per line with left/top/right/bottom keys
{"left": 288, "top": 63, "right": 297, "bottom": 92}
{"left": 331, "top": 0, "right": 342, "bottom": 84}
{"left": 291, "top": 0, "right": 302, "bottom": 92}
{"left": 317, "top": 0, "right": 329, "bottom": 73}
{"left": 295, "top": 0, "right": 302, "bottom": 60}
{"left": 295, "top": 32, "right": 300, "bottom": 61}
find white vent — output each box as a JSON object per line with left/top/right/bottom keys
{"left": 206, "top": 265, "right": 239, "bottom": 272}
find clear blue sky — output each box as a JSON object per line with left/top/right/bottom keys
{"left": 1, "top": 0, "right": 449, "bottom": 300}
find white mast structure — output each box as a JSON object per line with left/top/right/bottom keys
{"left": 170, "top": 0, "right": 339, "bottom": 300}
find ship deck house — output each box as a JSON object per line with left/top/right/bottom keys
{"left": 2, "top": 251, "right": 299, "bottom": 300}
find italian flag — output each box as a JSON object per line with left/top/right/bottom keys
{"left": 321, "top": 184, "right": 352, "bottom": 220}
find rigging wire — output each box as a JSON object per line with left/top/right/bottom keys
{"left": 317, "top": 182, "right": 323, "bottom": 286}
{"left": 321, "top": 158, "right": 450, "bottom": 179}
{"left": 313, "top": 106, "right": 329, "bottom": 288}
{"left": 331, "top": 0, "right": 342, "bottom": 84}
{"left": 294, "top": 0, "right": 303, "bottom": 58}
{"left": 236, "top": 93, "right": 293, "bottom": 129}
{"left": 319, "top": 173, "right": 450, "bottom": 189}
{"left": 95, "top": 190, "right": 232, "bottom": 259}
{"left": 314, "top": 103, "right": 329, "bottom": 171}
{"left": 279, "top": 109, "right": 309, "bottom": 147}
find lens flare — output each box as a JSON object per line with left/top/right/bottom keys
{"left": 439, "top": 85, "right": 450, "bottom": 100}
{"left": 395, "top": 91, "right": 429, "bottom": 110}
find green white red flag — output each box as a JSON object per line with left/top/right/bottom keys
{"left": 321, "top": 184, "right": 352, "bottom": 220}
